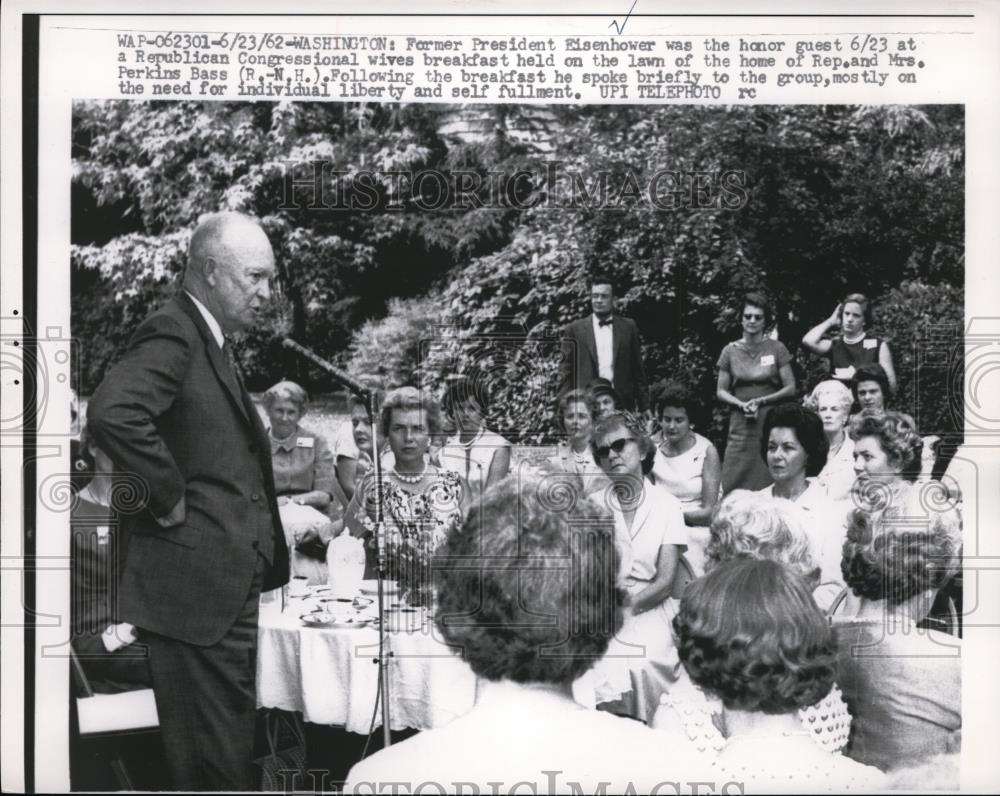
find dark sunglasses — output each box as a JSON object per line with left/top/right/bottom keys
{"left": 595, "top": 437, "right": 633, "bottom": 459}
{"left": 743, "top": 312, "right": 764, "bottom": 321}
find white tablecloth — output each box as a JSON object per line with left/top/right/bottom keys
{"left": 257, "top": 592, "right": 647, "bottom": 733}
{"left": 256, "top": 594, "right": 479, "bottom": 733}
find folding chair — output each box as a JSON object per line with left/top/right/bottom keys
{"left": 70, "top": 643, "right": 160, "bottom": 790}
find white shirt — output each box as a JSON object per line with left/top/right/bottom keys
{"left": 184, "top": 290, "right": 224, "bottom": 348}
{"left": 758, "top": 479, "right": 848, "bottom": 591}
{"left": 346, "top": 679, "right": 716, "bottom": 794}
{"left": 607, "top": 484, "right": 688, "bottom": 590}
{"left": 592, "top": 314, "right": 615, "bottom": 382}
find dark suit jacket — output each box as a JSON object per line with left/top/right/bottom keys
{"left": 87, "top": 293, "right": 288, "bottom": 646}
{"left": 559, "top": 315, "right": 649, "bottom": 412}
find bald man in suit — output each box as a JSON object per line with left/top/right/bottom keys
{"left": 88, "top": 212, "right": 289, "bottom": 789}
{"left": 559, "top": 274, "right": 649, "bottom": 413}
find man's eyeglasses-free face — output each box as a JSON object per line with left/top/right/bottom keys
{"left": 595, "top": 437, "right": 634, "bottom": 460}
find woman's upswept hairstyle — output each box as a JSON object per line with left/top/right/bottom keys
{"left": 706, "top": 490, "right": 820, "bottom": 587}
{"left": 760, "top": 402, "right": 830, "bottom": 478}
{"left": 804, "top": 379, "right": 854, "bottom": 416}
{"left": 262, "top": 380, "right": 309, "bottom": 413}
{"left": 434, "top": 472, "right": 624, "bottom": 684}
{"left": 379, "top": 386, "right": 443, "bottom": 437}
{"left": 673, "top": 558, "right": 837, "bottom": 713}
{"left": 848, "top": 409, "right": 923, "bottom": 482}
{"left": 841, "top": 505, "right": 962, "bottom": 605}
{"left": 590, "top": 411, "right": 656, "bottom": 475}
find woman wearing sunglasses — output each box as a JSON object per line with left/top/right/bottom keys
{"left": 586, "top": 411, "right": 688, "bottom": 724}
{"left": 716, "top": 292, "right": 796, "bottom": 495}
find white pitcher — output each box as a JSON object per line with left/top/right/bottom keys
{"left": 326, "top": 529, "right": 366, "bottom": 599}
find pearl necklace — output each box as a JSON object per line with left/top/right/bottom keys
{"left": 392, "top": 466, "right": 427, "bottom": 484}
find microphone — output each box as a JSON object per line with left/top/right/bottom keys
{"left": 281, "top": 338, "right": 371, "bottom": 401}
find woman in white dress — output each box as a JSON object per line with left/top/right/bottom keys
{"left": 649, "top": 382, "right": 721, "bottom": 575}
{"left": 804, "top": 380, "right": 856, "bottom": 504}
{"left": 669, "top": 558, "right": 885, "bottom": 792}
{"left": 589, "top": 411, "right": 688, "bottom": 723}
{"left": 756, "top": 402, "right": 845, "bottom": 598}
{"left": 548, "top": 389, "right": 606, "bottom": 494}
{"left": 437, "top": 376, "right": 511, "bottom": 498}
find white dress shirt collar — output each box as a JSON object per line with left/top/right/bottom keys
{"left": 184, "top": 290, "right": 225, "bottom": 349}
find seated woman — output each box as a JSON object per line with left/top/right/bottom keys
{"left": 670, "top": 558, "right": 885, "bottom": 791}
{"left": 437, "top": 377, "right": 511, "bottom": 499}
{"left": 587, "top": 378, "right": 622, "bottom": 420}
{"left": 547, "top": 389, "right": 605, "bottom": 492}
{"left": 71, "top": 429, "right": 152, "bottom": 693}
{"left": 649, "top": 382, "right": 722, "bottom": 575}
{"left": 801, "top": 293, "right": 897, "bottom": 393}
{"left": 831, "top": 508, "right": 962, "bottom": 772}
{"left": 263, "top": 380, "right": 337, "bottom": 585}
{"left": 653, "top": 490, "right": 852, "bottom": 753}
{"left": 804, "top": 380, "right": 856, "bottom": 503}
{"left": 756, "top": 402, "right": 844, "bottom": 591}
{"left": 588, "top": 411, "right": 687, "bottom": 722}
{"left": 849, "top": 362, "right": 891, "bottom": 416}
{"left": 346, "top": 472, "right": 715, "bottom": 792}
{"left": 849, "top": 409, "right": 927, "bottom": 514}
{"left": 346, "top": 387, "right": 466, "bottom": 599}
{"left": 334, "top": 392, "right": 390, "bottom": 506}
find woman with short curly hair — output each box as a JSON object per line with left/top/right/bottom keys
{"left": 848, "top": 409, "right": 925, "bottom": 515}
{"left": 831, "top": 508, "right": 962, "bottom": 772}
{"left": 345, "top": 472, "right": 716, "bottom": 792}
{"left": 671, "top": 558, "right": 884, "bottom": 790}
{"left": 653, "top": 490, "right": 853, "bottom": 757}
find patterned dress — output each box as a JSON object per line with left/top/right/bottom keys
{"left": 359, "top": 470, "right": 465, "bottom": 604}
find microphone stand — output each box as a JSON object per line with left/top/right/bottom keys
{"left": 282, "top": 339, "right": 393, "bottom": 749}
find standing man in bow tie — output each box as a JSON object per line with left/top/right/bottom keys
{"left": 87, "top": 211, "right": 289, "bottom": 790}
{"left": 559, "top": 273, "right": 649, "bottom": 414}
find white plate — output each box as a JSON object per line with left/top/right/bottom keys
{"left": 359, "top": 580, "right": 399, "bottom": 596}
{"left": 300, "top": 612, "right": 336, "bottom": 627}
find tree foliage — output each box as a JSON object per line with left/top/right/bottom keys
{"left": 72, "top": 102, "right": 963, "bottom": 445}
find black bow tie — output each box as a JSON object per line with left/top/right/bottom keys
{"left": 597, "top": 317, "right": 613, "bottom": 327}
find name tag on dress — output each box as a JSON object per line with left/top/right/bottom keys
{"left": 863, "top": 338, "right": 878, "bottom": 349}
{"left": 834, "top": 366, "right": 855, "bottom": 380}
{"left": 760, "top": 354, "right": 775, "bottom": 366}
{"left": 296, "top": 437, "right": 314, "bottom": 448}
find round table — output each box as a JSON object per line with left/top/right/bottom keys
{"left": 256, "top": 591, "right": 479, "bottom": 733}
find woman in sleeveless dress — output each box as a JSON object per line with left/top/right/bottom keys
{"left": 716, "top": 292, "right": 796, "bottom": 494}
{"left": 802, "top": 292, "right": 897, "bottom": 393}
